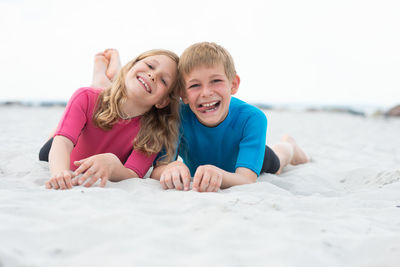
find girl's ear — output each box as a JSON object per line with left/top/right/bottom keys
{"left": 230, "top": 74, "right": 240, "bottom": 95}
{"left": 155, "top": 96, "right": 170, "bottom": 109}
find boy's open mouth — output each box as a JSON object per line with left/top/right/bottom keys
{"left": 137, "top": 76, "right": 152, "bottom": 93}
{"left": 198, "top": 101, "right": 220, "bottom": 113}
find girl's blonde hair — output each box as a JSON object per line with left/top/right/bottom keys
{"left": 93, "top": 49, "right": 180, "bottom": 164}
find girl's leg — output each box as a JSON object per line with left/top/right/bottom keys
{"left": 269, "top": 135, "right": 309, "bottom": 175}
{"left": 104, "top": 48, "right": 121, "bottom": 81}
{"left": 91, "top": 52, "right": 112, "bottom": 89}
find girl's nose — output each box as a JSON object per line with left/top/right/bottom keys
{"left": 147, "top": 72, "right": 155, "bottom": 81}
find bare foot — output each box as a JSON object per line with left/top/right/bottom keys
{"left": 91, "top": 52, "right": 112, "bottom": 89}
{"left": 281, "top": 134, "right": 309, "bottom": 165}
{"left": 104, "top": 48, "right": 121, "bottom": 81}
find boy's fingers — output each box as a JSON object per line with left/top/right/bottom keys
{"left": 159, "top": 175, "right": 168, "bottom": 190}
{"left": 192, "top": 169, "right": 204, "bottom": 192}
{"left": 180, "top": 168, "right": 191, "bottom": 191}
{"left": 206, "top": 177, "right": 218, "bottom": 192}
{"left": 165, "top": 173, "right": 174, "bottom": 189}
{"left": 45, "top": 181, "right": 52, "bottom": 189}
{"left": 200, "top": 172, "right": 211, "bottom": 192}
{"left": 172, "top": 171, "right": 183, "bottom": 190}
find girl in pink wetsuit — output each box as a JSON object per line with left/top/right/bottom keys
{"left": 44, "top": 49, "right": 180, "bottom": 190}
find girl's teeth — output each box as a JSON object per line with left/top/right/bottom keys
{"left": 138, "top": 77, "right": 150, "bottom": 92}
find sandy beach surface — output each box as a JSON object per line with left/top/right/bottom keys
{"left": 0, "top": 106, "right": 399, "bottom": 267}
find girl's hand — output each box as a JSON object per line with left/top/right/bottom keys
{"left": 192, "top": 165, "right": 223, "bottom": 192}
{"left": 73, "top": 153, "right": 119, "bottom": 188}
{"left": 160, "top": 161, "right": 191, "bottom": 191}
{"left": 46, "top": 170, "right": 75, "bottom": 190}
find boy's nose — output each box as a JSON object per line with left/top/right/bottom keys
{"left": 200, "top": 86, "right": 213, "bottom": 97}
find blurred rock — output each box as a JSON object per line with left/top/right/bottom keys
{"left": 385, "top": 105, "right": 400, "bottom": 117}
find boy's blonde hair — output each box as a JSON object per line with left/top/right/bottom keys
{"left": 93, "top": 49, "right": 180, "bottom": 164}
{"left": 178, "top": 42, "right": 236, "bottom": 88}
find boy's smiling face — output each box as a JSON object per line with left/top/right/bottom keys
{"left": 182, "top": 64, "right": 239, "bottom": 127}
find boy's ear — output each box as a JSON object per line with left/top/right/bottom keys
{"left": 155, "top": 96, "right": 170, "bottom": 109}
{"left": 230, "top": 74, "right": 240, "bottom": 95}
{"left": 180, "top": 90, "right": 189, "bottom": 104}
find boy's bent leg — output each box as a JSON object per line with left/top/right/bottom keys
{"left": 39, "top": 137, "right": 54, "bottom": 162}
{"left": 270, "top": 134, "right": 309, "bottom": 175}
{"left": 261, "top": 145, "right": 281, "bottom": 174}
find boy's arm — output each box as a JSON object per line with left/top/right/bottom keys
{"left": 192, "top": 165, "right": 257, "bottom": 192}
{"left": 151, "top": 161, "right": 191, "bottom": 191}
{"left": 222, "top": 167, "right": 257, "bottom": 188}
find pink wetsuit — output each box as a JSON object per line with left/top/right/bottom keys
{"left": 55, "top": 87, "right": 156, "bottom": 178}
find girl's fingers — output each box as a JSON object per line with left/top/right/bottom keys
{"left": 65, "top": 176, "right": 73, "bottom": 189}
{"left": 84, "top": 175, "right": 99, "bottom": 187}
{"left": 74, "top": 161, "right": 91, "bottom": 176}
{"left": 99, "top": 177, "right": 107, "bottom": 188}
{"left": 57, "top": 176, "right": 67, "bottom": 190}
{"left": 45, "top": 181, "right": 52, "bottom": 189}
{"left": 78, "top": 169, "right": 94, "bottom": 185}
{"left": 50, "top": 177, "right": 59, "bottom": 190}
{"left": 71, "top": 178, "right": 79, "bottom": 186}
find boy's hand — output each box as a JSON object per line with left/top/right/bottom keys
{"left": 192, "top": 165, "right": 223, "bottom": 192}
{"left": 73, "top": 153, "right": 119, "bottom": 188}
{"left": 46, "top": 170, "right": 75, "bottom": 190}
{"left": 160, "top": 161, "right": 191, "bottom": 191}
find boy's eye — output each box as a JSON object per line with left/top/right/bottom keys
{"left": 211, "top": 79, "right": 222, "bottom": 83}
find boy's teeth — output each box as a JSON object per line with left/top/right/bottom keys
{"left": 202, "top": 101, "right": 218, "bottom": 107}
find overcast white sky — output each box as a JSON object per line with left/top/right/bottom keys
{"left": 1, "top": 0, "right": 399, "bottom": 108}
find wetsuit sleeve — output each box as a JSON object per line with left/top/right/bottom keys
{"left": 235, "top": 109, "right": 267, "bottom": 176}
{"left": 54, "top": 88, "right": 90, "bottom": 145}
{"left": 124, "top": 150, "right": 158, "bottom": 178}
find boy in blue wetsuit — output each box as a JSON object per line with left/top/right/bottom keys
{"left": 152, "top": 42, "right": 309, "bottom": 192}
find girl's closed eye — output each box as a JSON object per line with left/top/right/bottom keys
{"left": 188, "top": 83, "right": 200, "bottom": 89}
{"left": 146, "top": 63, "right": 154, "bottom": 69}
{"left": 161, "top": 78, "right": 167, "bottom": 86}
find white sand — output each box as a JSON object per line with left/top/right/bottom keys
{"left": 1, "top": 106, "right": 399, "bottom": 267}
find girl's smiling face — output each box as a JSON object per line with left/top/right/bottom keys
{"left": 125, "top": 55, "right": 177, "bottom": 109}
